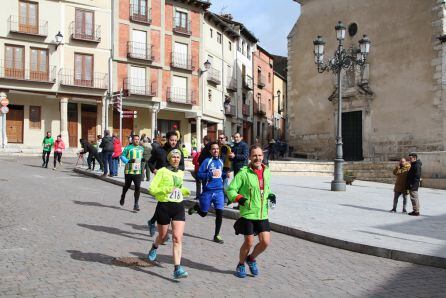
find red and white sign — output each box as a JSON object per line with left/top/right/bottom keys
{"left": 1, "top": 106, "right": 9, "bottom": 114}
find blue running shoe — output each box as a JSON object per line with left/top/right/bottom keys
{"left": 148, "top": 247, "right": 157, "bottom": 261}
{"left": 246, "top": 258, "right": 259, "bottom": 276}
{"left": 235, "top": 264, "right": 247, "bottom": 278}
{"left": 148, "top": 222, "right": 156, "bottom": 237}
{"left": 173, "top": 266, "right": 189, "bottom": 279}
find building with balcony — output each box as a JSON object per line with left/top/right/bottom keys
{"left": 272, "top": 54, "right": 287, "bottom": 141}
{"left": 0, "top": 0, "right": 111, "bottom": 149}
{"left": 253, "top": 45, "right": 274, "bottom": 146}
{"left": 113, "top": 0, "right": 210, "bottom": 147}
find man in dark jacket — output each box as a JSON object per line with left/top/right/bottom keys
{"left": 407, "top": 153, "right": 422, "bottom": 216}
{"left": 80, "top": 138, "right": 103, "bottom": 170}
{"left": 230, "top": 132, "right": 249, "bottom": 176}
{"left": 197, "top": 135, "right": 212, "bottom": 166}
{"left": 100, "top": 130, "right": 115, "bottom": 177}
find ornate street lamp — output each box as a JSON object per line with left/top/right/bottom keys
{"left": 55, "top": 31, "right": 63, "bottom": 49}
{"left": 313, "top": 21, "right": 371, "bottom": 191}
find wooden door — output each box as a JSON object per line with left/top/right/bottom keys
{"left": 207, "top": 123, "right": 217, "bottom": 142}
{"left": 6, "top": 105, "right": 24, "bottom": 143}
{"left": 75, "top": 8, "right": 94, "bottom": 40}
{"left": 81, "top": 105, "right": 97, "bottom": 143}
{"left": 342, "top": 111, "right": 363, "bottom": 161}
{"left": 68, "top": 103, "right": 78, "bottom": 147}
{"left": 113, "top": 110, "right": 133, "bottom": 146}
{"left": 74, "top": 53, "right": 93, "bottom": 87}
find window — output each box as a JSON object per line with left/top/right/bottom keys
{"left": 217, "top": 32, "right": 222, "bottom": 44}
{"left": 130, "top": 0, "right": 148, "bottom": 18}
{"left": 19, "top": 0, "right": 38, "bottom": 34}
{"left": 173, "top": 42, "right": 188, "bottom": 69}
{"left": 237, "top": 40, "right": 241, "bottom": 51}
{"left": 5, "top": 45, "right": 25, "bottom": 79}
{"left": 131, "top": 30, "right": 147, "bottom": 59}
{"left": 210, "top": 28, "right": 213, "bottom": 38}
{"left": 158, "top": 119, "right": 180, "bottom": 137}
{"left": 130, "top": 66, "right": 146, "bottom": 94}
{"left": 242, "top": 93, "right": 247, "bottom": 104}
{"left": 174, "top": 10, "right": 188, "bottom": 31}
{"left": 171, "top": 75, "right": 188, "bottom": 102}
{"left": 229, "top": 41, "right": 232, "bottom": 51}
{"left": 30, "top": 48, "right": 48, "bottom": 81}
{"left": 75, "top": 8, "right": 94, "bottom": 40}
{"left": 29, "top": 106, "right": 41, "bottom": 129}
{"left": 242, "top": 41, "right": 246, "bottom": 55}
{"left": 74, "top": 53, "right": 93, "bottom": 87}
{"left": 247, "top": 45, "right": 251, "bottom": 59}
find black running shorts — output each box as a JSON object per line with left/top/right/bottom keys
{"left": 233, "top": 217, "right": 271, "bottom": 236}
{"left": 155, "top": 201, "right": 186, "bottom": 225}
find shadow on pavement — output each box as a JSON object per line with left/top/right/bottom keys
{"left": 77, "top": 223, "right": 149, "bottom": 241}
{"left": 23, "top": 164, "right": 46, "bottom": 168}
{"left": 73, "top": 200, "right": 135, "bottom": 212}
{"left": 130, "top": 252, "right": 234, "bottom": 275}
{"left": 66, "top": 250, "right": 177, "bottom": 283}
{"left": 182, "top": 232, "right": 215, "bottom": 243}
{"left": 340, "top": 204, "right": 434, "bottom": 218}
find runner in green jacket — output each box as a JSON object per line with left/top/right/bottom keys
{"left": 147, "top": 149, "right": 190, "bottom": 279}
{"left": 41, "top": 131, "right": 54, "bottom": 168}
{"left": 227, "top": 145, "right": 276, "bottom": 278}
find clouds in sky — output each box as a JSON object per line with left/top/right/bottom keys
{"left": 210, "top": 0, "right": 301, "bottom": 56}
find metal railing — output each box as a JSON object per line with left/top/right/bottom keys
{"left": 0, "top": 60, "right": 56, "bottom": 83}
{"left": 173, "top": 17, "right": 191, "bottom": 35}
{"left": 123, "top": 78, "right": 156, "bottom": 97}
{"left": 224, "top": 103, "right": 236, "bottom": 117}
{"left": 167, "top": 87, "right": 196, "bottom": 104}
{"left": 69, "top": 21, "right": 101, "bottom": 42}
{"left": 170, "top": 52, "right": 193, "bottom": 70}
{"left": 8, "top": 15, "right": 48, "bottom": 36}
{"left": 255, "top": 101, "right": 266, "bottom": 116}
{"left": 257, "top": 74, "right": 266, "bottom": 88}
{"left": 127, "top": 42, "right": 153, "bottom": 61}
{"left": 226, "top": 76, "right": 237, "bottom": 91}
{"left": 242, "top": 103, "right": 250, "bottom": 116}
{"left": 130, "top": 4, "right": 152, "bottom": 24}
{"left": 243, "top": 75, "right": 253, "bottom": 90}
{"left": 58, "top": 68, "right": 108, "bottom": 89}
{"left": 207, "top": 67, "right": 221, "bottom": 85}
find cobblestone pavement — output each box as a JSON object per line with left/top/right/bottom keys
{"left": 1, "top": 157, "right": 446, "bottom": 297}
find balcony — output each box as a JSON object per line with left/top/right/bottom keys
{"left": 170, "top": 52, "right": 193, "bottom": 71}
{"left": 242, "top": 104, "right": 250, "bottom": 116}
{"left": 0, "top": 60, "right": 56, "bottom": 83}
{"left": 130, "top": 5, "right": 152, "bottom": 24}
{"left": 58, "top": 69, "right": 108, "bottom": 89}
{"left": 173, "top": 17, "right": 191, "bottom": 35}
{"left": 257, "top": 74, "right": 266, "bottom": 88}
{"left": 224, "top": 103, "right": 236, "bottom": 117}
{"left": 69, "top": 22, "right": 101, "bottom": 43}
{"left": 243, "top": 75, "right": 253, "bottom": 90}
{"left": 207, "top": 67, "right": 221, "bottom": 85}
{"left": 226, "top": 76, "right": 237, "bottom": 92}
{"left": 127, "top": 42, "right": 153, "bottom": 61}
{"left": 255, "top": 102, "right": 266, "bottom": 116}
{"left": 123, "top": 78, "right": 156, "bottom": 97}
{"left": 8, "top": 15, "right": 48, "bottom": 37}
{"left": 167, "top": 87, "right": 196, "bottom": 105}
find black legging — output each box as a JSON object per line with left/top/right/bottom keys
{"left": 193, "top": 205, "right": 223, "bottom": 237}
{"left": 122, "top": 174, "right": 141, "bottom": 205}
{"left": 54, "top": 152, "right": 62, "bottom": 168}
{"left": 42, "top": 151, "right": 50, "bottom": 167}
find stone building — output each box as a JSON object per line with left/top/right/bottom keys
{"left": 288, "top": 0, "right": 446, "bottom": 162}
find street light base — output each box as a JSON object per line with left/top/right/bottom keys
{"left": 331, "top": 180, "right": 346, "bottom": 191}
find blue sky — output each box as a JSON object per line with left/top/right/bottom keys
{"left": 210, "top": 0, "right": 301, "bottom": 56}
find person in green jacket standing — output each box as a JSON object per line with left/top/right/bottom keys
{"left": 148, "top": 149, "right": 190, "bottom": 279}
{"left": 41, "top": 131, "right": 54, "bottom": 168}
{"left": 227, "top": 145, "right": 276, "bottom": 278}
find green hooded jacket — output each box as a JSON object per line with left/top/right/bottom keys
{"left": 42, "top": 137, "right": 54, "bottom": 152}
{"left": 227, "top": 165, "right": 273, "bottom": 220}
{"left": 149, "top": 167, "right": 190, "bottom": 203}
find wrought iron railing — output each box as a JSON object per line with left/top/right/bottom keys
{"left": 173, "top": 17, "right": 191, "bottom": 35}
{"left": 224, "top": 103, "right": 236, "bottom": 117}
{"left": 257, "top": 74, "right": 266, "bottom": 88}
{"left": 123, "top": 78, "right": 156, "bottom": 97}
{"left": 243, "top": 75, "right": 253, "bottom": 90}
{"left": 130, "top": 4, "right": 152, "bottom": 24}
{"left": 127, "top": 42, "right": 153, "bottom": 61}
{"left": 170, "top": 52, "right": 193, "bottom": 70}
{"left": 0, "top": 60, "right": 56, "bottom": 83}
{"left": 167, "top": 87, "right": 196, "bottom": 104}
{"left": 8, "top": 15, "right": 48, "bottom": 36}
{"left": 207, "top": 67, "right": 221, "bottom": 85}
{"left": 58, "top": 68, "right": 108, "bottom": 89}
{"left": 69, "top": 21, "right": 101, "bottom": 42}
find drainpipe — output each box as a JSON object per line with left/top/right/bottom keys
{"left": 106, "top": 0, "right": 115, "bottom": 132}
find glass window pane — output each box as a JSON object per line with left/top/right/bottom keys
{"left": 19, "top": 2, "right": 27, "bottom": 24}
{"left": 29, "top": 3, "right": 37, "bottom": 26}
{"left": 85, "top": 12, "right": 93, "bottom": 35}
{"left": 14, "top": 48, "right": 23, "bottom": 69}
{"left": 30, "top": 49, "right": 37, "bottom": 70}
{"left": 84, "top": 56, "right": 92, "bottom": 80}
{"left": 5, "top": 47, "right": 13, "bottom": 67}
{"left": 75, "top": 55, "right": 82, "bottom": 80}
{"left": 39, "top": 50, "right": 47, "bottom": 72}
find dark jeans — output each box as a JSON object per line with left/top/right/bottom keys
{"left": 122, "top": 174, "right": 142, "bottom": 206}
{"left": 111, "top": 157, "right": 119, "bottom": 176}
{"left": 87, "top": 151, "right": 103, "bottom": 170}
{"left": 141, "top": 160, "right": 151, "bottom": 181}
{"left": 53, "top": 152, "right": 62, "bottom": 168}
{"left": 392, "top": 191, "right": 407, "bottom": 210}
{"left": 42, "top": 151, "right": 50, "bottom": 167}
{"left": 102, "top": 151, "right": 113, "bottom": 175}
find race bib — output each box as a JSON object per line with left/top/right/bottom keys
{"left": 132, "top": 158, "right": 141, "bottom": 171}
{"left": 212, "top": 169, "right": 222, "bottom": 178}
{"left": 168, "top": 188, "right": 183, "bottom": 202}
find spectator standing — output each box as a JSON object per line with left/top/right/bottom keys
{"left": 407, "top": 153, "right": 422, "bottom": 216}
{"left": 53, "top": 135, "right": 65, "bottom": 170}
{"left": 390, "top": 158, "right": 411, "bottom": 213}
{"left": 100, "top": 130, "right": 114, "bottom": 177}
{"left": 181, "top": 144, "right": 190, "bottom": 158}
{"left": 229, "top": 133, "right": 249, "bottom": 176}
{"left": 111, "top": 133, "right": 122, "bottom": 177}
{"left": 141, "top": 137, "right": 152, "bottom": 181}
{"left": 96, "top": 135, "right": 103, "bottom": 172}
{"left": 80, "top": 139, "right": 103, "bottom": 170}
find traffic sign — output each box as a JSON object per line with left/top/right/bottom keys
{"left": 1, "top": 106, "right": 9, "bottom": 114}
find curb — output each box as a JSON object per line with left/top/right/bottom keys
{"left": 73, "top": 167, "right": 446, "bottom": 270}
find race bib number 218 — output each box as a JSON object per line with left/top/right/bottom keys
{"left": 169, "top": 188, "right": 183, "bottom": 201}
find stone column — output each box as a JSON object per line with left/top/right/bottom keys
{"left": 151, "top": 109, "right": 157, "bottom": 139}
{"left": 196, "top": 116, "right": 202, "bottom": 149}
{"left": 60, "top": 97, "right": 69, "bottom": 145}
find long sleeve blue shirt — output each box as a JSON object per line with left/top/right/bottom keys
{"left": 197, "top": 157, "right": 226, "bottom": 191}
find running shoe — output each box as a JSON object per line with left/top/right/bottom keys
{"left": 173, "top": 266, "right": 188, "bottom": 279}
{"left": 119, "top": 195, "right": 125, "bottom": 206}
{"left": 148, "top": 221, "right": 156, "bottom": 237}
{"left": 235, "top": 264, "right": 247, "bottom": 278}
{"left": 246, "top": 257, "right": 259, "bottom": 276}
{"left": 213, "top": 235, "right": 224, "bottom": 244}
{"left": 389, "top": 209, "right": 396, "bottom": 213}
{"left": 133, "top": 204, "right": 140, "bottom": 212}
{"left": 402, "top": 208, "right": 407, "bottom": 213}
{"left": 148, "top": 247, "right": 157, "bottom": 261}
{"left": 188, "top": 205, "right": 196, "bottom": 215}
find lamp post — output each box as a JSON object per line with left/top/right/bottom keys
{"left": 313, "top": 21, "right": 371, "bottom": 191}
